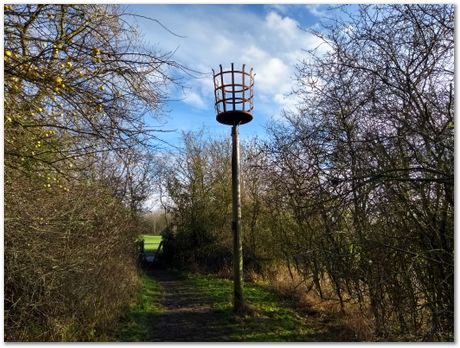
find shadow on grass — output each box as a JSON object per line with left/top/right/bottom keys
{"left": 117, "top": 269, "right": 357, "bottom": 342}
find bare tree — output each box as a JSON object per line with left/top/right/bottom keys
{"left": 264, "top": 4, "right": 453, "bottom": 340}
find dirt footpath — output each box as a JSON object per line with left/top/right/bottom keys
{"left": 148, "top": 270, "right": 236, "bottom": 342}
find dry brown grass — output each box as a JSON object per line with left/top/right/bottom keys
{"left": 342, "top": 309, "right": 375, "bottom": 341}
{"left": 266, "top": 265, "right": 376, "bottom": 341}
{"left": 216, "top": 264, "right": 233, "bottom": 279}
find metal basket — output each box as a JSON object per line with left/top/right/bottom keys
{"left": 213, "top": 63, "right": 254, "bottom": 125}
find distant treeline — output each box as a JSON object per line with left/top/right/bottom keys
{"left": 138, "top": 210, "right": 171, "bottom": 236}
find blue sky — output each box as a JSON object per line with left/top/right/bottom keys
{"left": 127, "top": 4, "right": 332, "bottom": 148}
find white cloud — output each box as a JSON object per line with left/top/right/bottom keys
{"left": 183, "top": 90, "right": 207, "bottom": 109}
{"left": 265, "top": 11, "right": 299, "bottom": 40}
{"left": 255, "top": 57, "right": 290, "bottom": 94}
{"left": 265, "top": 4, "right": 289, "bottom": 15}
{"left": 306, "top": 4, "right": 328, "bottom": 18}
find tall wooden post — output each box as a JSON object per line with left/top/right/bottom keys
{"left": 231, "top": 125, "right": 244, "bottom": 312}
{"left": 212, "top": 64, "right": 254, "bottom": 313}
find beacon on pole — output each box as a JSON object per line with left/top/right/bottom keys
{"left": 212, "top": 63, "right": 254, "bottom": 312}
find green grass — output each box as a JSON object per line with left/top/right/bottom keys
{"left": 142, "top": 235, "right": 162, "bottom": 253}
{"left": 184, "top": 273, "right": 319, "bottom": 341}
{"left": 116, "top": 272, "right": 162, "bottom": 342}
{"left": 117, "top": 270, "right": 348, "bottom": 342}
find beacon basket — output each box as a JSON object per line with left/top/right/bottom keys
{"left": 212, "top": 63, "right": 254, "bottom": 126}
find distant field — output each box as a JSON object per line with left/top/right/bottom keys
{"left": 142, "top": 235, "right": 162, "bottom": 254}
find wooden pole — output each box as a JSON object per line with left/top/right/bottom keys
{"left": 231, "top": 125, "right": 244, "bottom": 312}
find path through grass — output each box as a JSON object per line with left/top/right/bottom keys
{"left": 117, "top": 269, "right": 356, "bottom": 342}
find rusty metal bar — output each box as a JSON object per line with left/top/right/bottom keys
{"left": 242, "top": 64, "right": 246, "bottom": 112}
{"left": 220, "top": 64, "right": 226, "bottom": 113}
{"left": 231, "top": 63, "right": 235, "bottom": 112}
{"left": 250, "top": 68, "right": 254, "bottom": 111}
{"left": 212, "top": 68, "right": 218, "bottom": 113}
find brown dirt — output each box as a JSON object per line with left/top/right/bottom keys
{"left": 146, "top": 270, "right": 236, "bottom": 342}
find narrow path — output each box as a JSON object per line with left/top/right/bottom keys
{"left": 119, "top": 268, "right": 357, "bottom": 342}
{"left": 148, "top": 270, "right": 235, "bottom": 341}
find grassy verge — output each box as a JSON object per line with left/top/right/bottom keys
{"left": 116, "top": 272, "right": 162, "bottom": 342}
{"left": 183, "top": 273, "right": 327, "bottom": 341}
